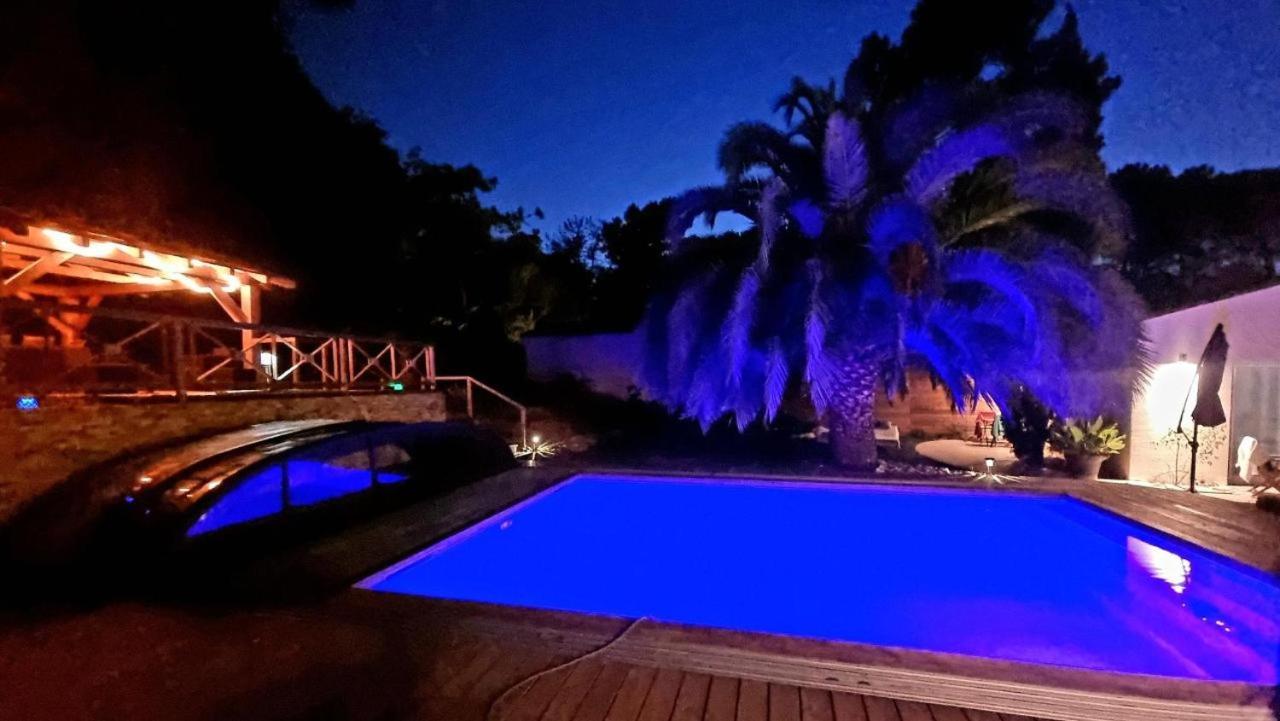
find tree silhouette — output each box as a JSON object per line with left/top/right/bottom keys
{"left": 641, "top": 0, "right": 1147, "bottom": 467}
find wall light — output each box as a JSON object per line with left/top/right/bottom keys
{"left": 1145, "top": 360, "right": 1198, "bottom": 433}
{"left": 15, "top": 394, "right": 39, "bottom": 411}
{"left": 260, "top": 350, "right": 278, "bottom": 379}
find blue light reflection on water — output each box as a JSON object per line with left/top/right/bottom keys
{"left": 361, "top": 475, "right": 1280, "bottom": 683}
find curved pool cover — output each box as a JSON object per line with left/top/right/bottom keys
{"left": 360, "top": 474, "right": 1280, "bottom": 683}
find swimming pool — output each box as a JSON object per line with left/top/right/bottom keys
{"left": 359, "top": 474, "right": 1280, "bottom": 683}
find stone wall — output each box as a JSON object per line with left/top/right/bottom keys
{"left": 1, "top": 392, "right": 445, "bottom": 523}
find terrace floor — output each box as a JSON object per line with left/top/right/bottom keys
{"left": 2, "top": 464, "right": 1278, "bottom": 721}
{"left": 0, "top": 598, "right": 1046, "bottom": 721}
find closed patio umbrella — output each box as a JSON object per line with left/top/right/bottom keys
{"left": 1177, "top": 323, "right": 1229, "bottom": 492}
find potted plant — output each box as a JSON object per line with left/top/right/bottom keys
{"left": 1049, "top": 417, "right": 1126, "bottom": 480}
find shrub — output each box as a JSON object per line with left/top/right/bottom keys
{"left": 1049, "top": 417, "right": 1126, "bottom": 456}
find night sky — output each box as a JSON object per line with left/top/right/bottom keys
{"left": 290, "top": 0, "right": 1280, "bottom": 231}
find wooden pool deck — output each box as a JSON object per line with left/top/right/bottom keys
{"left": 2, "top": 464, "right": 1277, "bottom": 721}
{"left": 415, "top": 622, "right": 1051, "bottom": 721}
{"left": 243, "top": 464, "right": 1279, "bottom": 721}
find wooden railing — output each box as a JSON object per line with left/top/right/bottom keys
{"left": 0, "top": 299, "right": 527, "bottom": 442}
{"left": 436, "top": 375, "right": 529, "bottom": 447}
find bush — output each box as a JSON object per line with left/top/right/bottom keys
{"left": 1049, "top": 417, "right": 1127, "bottom": 456}
{"left": 1004, "top": 391, "right": 1052, "bottom": 466}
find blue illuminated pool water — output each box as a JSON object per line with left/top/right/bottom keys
{"left": 359, "top": 474, "right": 1280, "bottom": 683}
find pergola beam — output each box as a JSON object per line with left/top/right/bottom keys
{"left": 0, "top": 226, "right": 294, "bottom": 290}
{"left": 208, "top": 286, "right": 249, "bottom": 323}
{"left": 1, "top": 221, "right": 296, "bottom": 359}
{"left": 2, "top": 253, "right": 145, "bottom": 284}
{"left": 2, "top": 251, "right": 73, "bottom": 291}
{"left": 21, "top": 281, "right": 186, "bottom": 297}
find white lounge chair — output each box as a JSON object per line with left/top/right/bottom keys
{"left": 1236, "top": 436, "right": 1258, "bottom": 483}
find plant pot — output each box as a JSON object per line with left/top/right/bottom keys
{"left": 1066, "top": 453, "right": 1108, "bottom": 480}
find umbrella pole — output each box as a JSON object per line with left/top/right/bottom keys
{"left": 1188, "top": 423, "right": 1199, "bottom": 493}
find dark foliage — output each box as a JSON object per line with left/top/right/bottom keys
{"left": 1112, "top": 164, "right": 1280, "bottom": 312}
{"left": 0, "top": 0, "right": 617, "bottom": 387}
{"left": 1003, "top": 389, "right": 1053, "bottom": 465}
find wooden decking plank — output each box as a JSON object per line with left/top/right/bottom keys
{"left": 961, "top": 711, "right": 1001, "bottom": 721}
{"left": 503, "top": 665, "right": 574, "bottom": 721}
{"left": 767, "top": 684, "right": 802, "bottom": 721}
{"left": 441, "top": 642, "right": 508, "bottom": 697}
{"left": 926, "top": 705, "right": 968, "bottom": 721}
{"left": 603, "top": 666, "right": 658, "bottom": 721}
{"left": 636, "top": 667, "right": 683, "bottom": 721}
{"left": 862, "top": 695, "right": 901, "bottom": 721}
{"left": 542, "top": 662, "right": 605, "bottom": 721}
{"left": 893, "top": 700, "right": 932, "bottom": 721}
{"left": 472, "top": 649, "right": 568, "bottom": 705}
{"left": 798, "top": 687, "right": 834, "bottom": 721}
{"left": 570, "top": 663, "right": 632, "bottom": 721}
{"left": 669, "top": 672, "right": 712, "bottom": 721}
{"left": 829, "top": 692, "right": 869, "bottom": 721}
{"left": 704, "top": 675, "right": 740, "bottom": 721}
{"left": 736, "top": 679, "right": 769, "bottom": 721}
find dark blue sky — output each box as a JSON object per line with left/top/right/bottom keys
{"left": 290, "top": 0, "right": 1280, "bottom": 232}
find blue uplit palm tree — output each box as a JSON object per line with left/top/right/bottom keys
{"left": 641, "top": 83, "right": 1149, "bottom": 467}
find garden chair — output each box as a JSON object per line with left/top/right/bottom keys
{"left": 1253, "top": 458, "right": 1280, "bottom": 496}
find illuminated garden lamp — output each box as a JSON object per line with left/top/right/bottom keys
{"left": 515, "top": 433, "right": 559, "bottom": 467}
{"left": 985, "top": 457, "right": 995, "bottom": 475}
{"left": 16, "top": 394, "right": 40, "bottom": 411}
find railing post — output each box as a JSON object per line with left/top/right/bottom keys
{"left": 465, "top": 377, "right": 474, "bottom": 419}
{"left": 427, "top": 346, "right": 436, "bottom": 388}
{"left": 172, "top": 320, "right": 187, "bottom": 402}
{"left": 520, "top": 406, "right": 528, "bottom": 448}
{"left": 345, "top": 339, "right": 355, "bottom": 389}
{"left": 269, "top": 335, "right": 279, "bottom": 386}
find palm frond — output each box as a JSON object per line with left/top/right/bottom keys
{"left": 723, "top": 267, "right": 760, "bottom": 386}
{"left": 823, "top": 111, "right": 870, "bottom": 210}
{"left": 717, "top": 122, "right": 811, "bottom": 184}
{"left": 941, "top": 248, "right": 1038, "bottom": 335}
{"left": 904, "top": 124, "right": 1016, "bottom": 206}
{"left": 803, "top": 260, "right": 837, "bottom": 414}
{"left": 665, "top": 184, "right": 756, "bottom": 242}
{"left": 1012, "top": 168, "right": 1131, "bottom": 256}
{"left": 878, "top": 83, "right": 981, "bottom": 173}
{"left": 763, "top": 338, "right": 789, "bottom": 423}
{"left": 774, "top": 77, "right": 838, "bottom": 149}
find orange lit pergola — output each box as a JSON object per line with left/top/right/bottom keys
{"left": 0, "top": 220, "right": 294, "bottom": 348}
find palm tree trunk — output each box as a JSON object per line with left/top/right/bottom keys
{"left": 826, "top": 354, "right": 880, "bottom": 469}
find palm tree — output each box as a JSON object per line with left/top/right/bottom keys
{"left": 640, "top": 82, "right": 1149, "bottom": 468}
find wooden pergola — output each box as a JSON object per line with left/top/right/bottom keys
{"left": 0, "top": 220, "right": 294, "bottom": 348}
